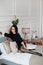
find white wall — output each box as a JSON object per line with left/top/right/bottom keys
{"left": 0, "top": 0, "right": 15, "bottom": 34}
{"left": 16, "top": 0, "right": 40, "bottom": 38}
{"left": 41, "top": 0, "right": 43, "bottom": 37}
{"left": 0, "top": 0, "right": 15, "bottom": 25}
{"left": 0, "top": 0, "right": 42, "bottom": 38}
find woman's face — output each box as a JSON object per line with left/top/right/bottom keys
{"left": 11, "top": 27, "right": 16, "bottom": 34}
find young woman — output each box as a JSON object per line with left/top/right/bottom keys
{"left": 4, "top": 25, "right": 42, "bottom": 56}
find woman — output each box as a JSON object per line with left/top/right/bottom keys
{"left": 4, "top": 25, "right": 26, "bottom": 50}
{"left": 4, "top": 25, "right": 42, "bottom": 56}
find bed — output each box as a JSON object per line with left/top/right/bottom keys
{"left": 0, "top": 43, "right": 43, "bottom": 65}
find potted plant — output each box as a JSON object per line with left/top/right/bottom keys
{"left": 12, "top": 16, "right": 19, "bottom": 26}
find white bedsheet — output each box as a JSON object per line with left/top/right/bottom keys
{"left": 0, "top": 53, "right": 32, "bottom": 65}
{"left": 0, "top": 44, "right": 37, "bottom": 65}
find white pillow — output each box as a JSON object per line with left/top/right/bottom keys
{"left": 2, "top": 41, "right": 11, "bottom": 54}
{"left": 0, "top": 43, "right": 7, "bottom": 54}
{"left": 10, "top": 41, "right": 18, "bottom": 54}
{"left": 26, "top": 44, "right": 37, "bottom": 49}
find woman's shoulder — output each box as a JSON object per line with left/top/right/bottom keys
{"left": 17, "top": 33, "right": 20, "bottom": 36}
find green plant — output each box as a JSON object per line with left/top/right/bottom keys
{"left": 12, "top": 18, "right": 19, "bottom": 26}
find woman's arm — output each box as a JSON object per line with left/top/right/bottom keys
{"left": 21, "top": 42, "right": 26, "bottom": 49}
{"left": 4, "top": 33, "right": 11, "bottom": 37}
{"left": 4, "top": 33, "right": 12, "bottom": 42}
{"left": 7, "top": 37, "right": 12, "bottom": 42}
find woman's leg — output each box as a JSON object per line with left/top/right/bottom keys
{"left": 21, "top": 42, "right": 42, "bottom": 56}
{"left": 20, "top": 48, "right": 42, "bottom": 56}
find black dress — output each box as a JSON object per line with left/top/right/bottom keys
{"left": 4, "top": 33, "right": 23, "bottom": 50}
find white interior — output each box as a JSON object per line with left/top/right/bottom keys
{"left": 0, "top": 1, "right": 43, "bottom": 65}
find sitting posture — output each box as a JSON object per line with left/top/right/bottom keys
{"left": 4, "top": 25, "right": 26, "bottom": 50}
{"left": 4, "top": 25, "right": 42, "bottom": 56}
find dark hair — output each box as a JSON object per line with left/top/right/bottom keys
{"left": 0, "top": 32, "right": 2, "bottom": 35}
{"left": 10, "top": 25, "right": 18, "bottom": 34}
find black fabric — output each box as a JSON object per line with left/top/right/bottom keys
{"left": 4, "top": 33, "right": 23, "bottom": 50}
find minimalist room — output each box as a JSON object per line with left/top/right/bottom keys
{"left": 0, "top": 0, "right": 43, "bottom": 65}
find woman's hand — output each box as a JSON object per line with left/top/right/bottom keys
{"left": 21, "top": 42, "right": 26, "bottom": 49}
{"left": 7, "top": 37, "right": 12, "bottom": 42}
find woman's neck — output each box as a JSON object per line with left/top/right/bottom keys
{"left": 13, "top": 32, "right": 16, "bottom": 34}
